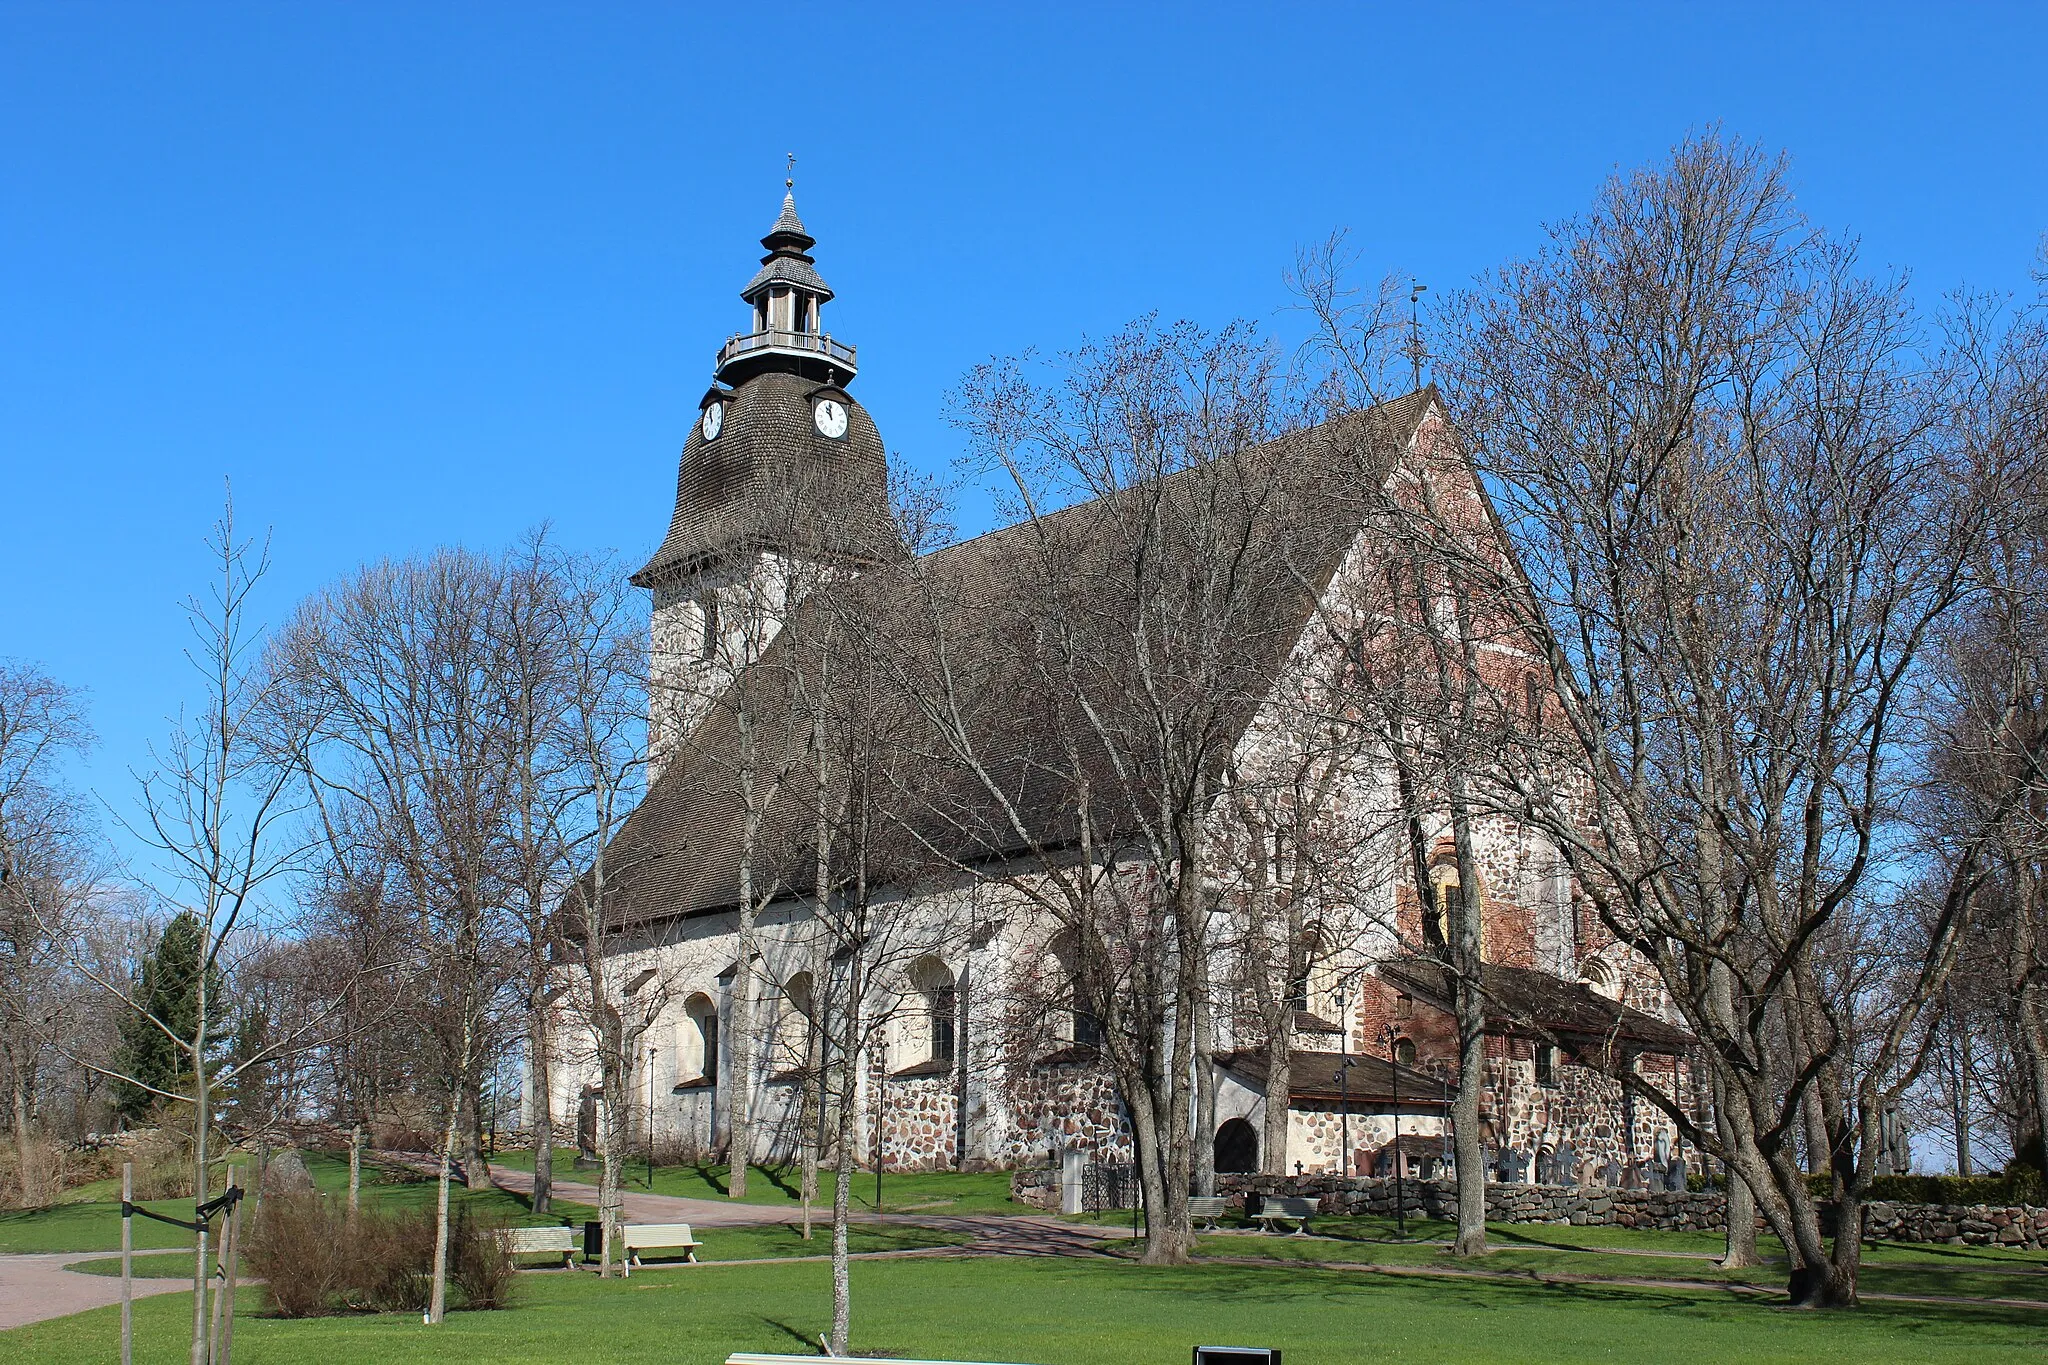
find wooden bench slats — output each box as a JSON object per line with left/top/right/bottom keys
{"left": 622, "top": 1221, "right": 703, "bottom": 1270}
{"left": 1253, "top": 1196, "right": 1316, "bottom": 1235}
{"left": 500, "top": 1226, "right": 577, "bottom": 1267}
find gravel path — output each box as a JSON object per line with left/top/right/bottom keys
{"left": 0, "top": 1250, "right": 189, "bottom": 1331}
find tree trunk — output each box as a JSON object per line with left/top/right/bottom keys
{"left": 1716, "top": 1090, "right": 1761, "bottom": 1269}
{"left": 460, "top": 1074, "right": 491, "bottom": 1191}
{"left": 530, "top": 1009, "right": 554, "bottom": 1215}
{"left": 1193, "top": 962, "right": 1218, "bottom": 1196}
{"left": 1446, "top": 801, "right": 1488, "bottom": 1258}
{"left": 598, "top": 1049, "right": 627, "bottom": 1278}
{"left": 428, "top": 1098, "right": 456, "bottom": 1323}
{"left": 10, "top": 1075, "right": 35, "bottom": 1206}
{"left": 828, "top": 955, "right": 862, "bottom": 1356}
{"left": 1260, "top": 1024, "right": 1291, "bottom": 1178}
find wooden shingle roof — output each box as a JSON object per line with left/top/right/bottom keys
{"left": 595, "top": 390, "right": 1436, "bottom": 930}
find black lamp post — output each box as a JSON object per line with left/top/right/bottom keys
{"left": 1382, "top": 1025, "right": 1405, "bottom": 1237}
{"left": 1335, "top": 1055, "right": 1361, "bottom": 1179}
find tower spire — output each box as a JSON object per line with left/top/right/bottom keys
{"left": 1407, "top": 281, "right": 1430, "bottom": 392}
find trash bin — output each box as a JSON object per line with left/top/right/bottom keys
{"left": 583, "top": 1220, "right": 603, "bottom": 1261}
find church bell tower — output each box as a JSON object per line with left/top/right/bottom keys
{"left": 633, "top": 182, "right": 903, "bottom": 781}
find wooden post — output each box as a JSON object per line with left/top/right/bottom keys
{"left": 217, "top": 1193, "right": 243, "bottom": 1365}
{"left": 121, "top": 1162, "right": 133, "bottom": 1365}
{"left": 207, "top": 1193, "right": 227, "bottom": 1364}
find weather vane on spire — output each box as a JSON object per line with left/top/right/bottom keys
{"left": 786, "top": 152, "right": 796, "bottom": 192}
{"left": 1407, "top": 281, "right": 1430, "bottom": 392}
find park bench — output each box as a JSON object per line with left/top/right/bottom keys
{"left": 500, "top": 1225, "right": 577, "bottom": 1269}
{"left": 1252, "top": 1195, "right": 1317, "bottom": 1235}
{"left": 622, "top": 1221, "right": 704, "bottom": 1270}
{"left": 1187, "top": 1195, "right": 1230, "bottom": 1231}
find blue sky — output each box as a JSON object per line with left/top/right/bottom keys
{"left": 4, "top": 1, "right": 2045, "bottom": 861}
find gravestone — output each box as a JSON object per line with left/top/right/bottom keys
{"left": 1551, "top": 1142, "right": 1575, "bottom": 1186}
{"left": 1664, "top": 1154, "right": 1688, "bottom": 1192}
{"left": 1600, "top": 1157, "right": 1621, "bottom": 1188}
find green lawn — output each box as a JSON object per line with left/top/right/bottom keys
{"left": 491, "top": 1147, "right": 1028, "bottom": 1215}
{"left": 0, "top": 1151, "right": 597, "bottom": 1254}
{"left": 1180, "top": 1231, "right": 2048, "bottom": 1304}
{"left": 9, "top": 1250, "right": 2048, "bottom": 1364}
{"left": 66, "top": 1251, "right": 199, "bottom": 1279}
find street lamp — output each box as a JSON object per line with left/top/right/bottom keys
{"left": 648, "top": 1045, "right": 658, "bottom": 1191}
{"left": 1381, "top": 1025, "right": 1405, "bottom": 1237}
{"left": 1335, "top": 1055, "right": 1361, "bottom": 1179}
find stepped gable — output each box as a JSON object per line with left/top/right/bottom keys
{"left": 594, "top": 389, "right": 1437, "bottom": 931}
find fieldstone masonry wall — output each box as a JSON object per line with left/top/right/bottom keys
{"left": 1208, "top": 1173, "right": 2048, "bottom": 1248}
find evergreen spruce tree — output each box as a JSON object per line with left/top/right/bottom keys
{"left": 112, "top": 913, "right": 220, "bottom": 1124}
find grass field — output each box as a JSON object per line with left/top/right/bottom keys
{"left": 0, "top": 1151, "right": 598, "bottom": 1254}
{"left": 9, "top": 1249, "right": 2048, "bottom": 1364}
{"left": 491, "top": 1147, "right": 1027, "bottom": 1215}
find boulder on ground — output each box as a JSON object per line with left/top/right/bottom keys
{"left": 262, "top": 1148, "right": 315, "bottom": 1194}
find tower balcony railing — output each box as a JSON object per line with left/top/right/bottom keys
{"left": 716, "top": 328, "right": 858, "bottom": 374}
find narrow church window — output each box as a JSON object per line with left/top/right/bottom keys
{"left": 698, "top": 596, "right": 720, "bottom": 661}
{"left": 1535, "top": 1043, "right": 1557, "bottom": 1086}
{"left": 1395, "top": 992, "right": 1413, "bottom": 1020}
{"left": 932, "top": 983, "right": 957, "bottom": 1065}
{"left": 1525, "top": 672, "right": 1543, "bottom": 731}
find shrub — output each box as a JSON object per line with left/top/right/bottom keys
{"left": 0, "top": 1134, "right": 70, "bottom": 1208}
{"left": 246, "top": 1191, "right": 349, "bottom": 1318}
{"left": 345, "top": 1204, "right": 438, "bottom": 1314}
{"left": 450, "top": 1207, "right": 517, "bottom": 1309}
{"left": 248, "top": 1189, "right": 515, "bottom": 1317}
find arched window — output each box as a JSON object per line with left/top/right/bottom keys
{"left": 776, "top": 972, "right": 815, "bottom": 1074}
{"left": 682, "top": 993, "right": 718, "bottom": 1085}
{"left": 1581, "top": 958, "right": 1620, "bottom": 1000}
{"left": 907, "top": 956, "right": 957, "bottom": 1067}
{"left": 1048, "top": 931, "right": 1102, "bottom": 1047}
{"left": 1214, "top": 1118, "right": 1259, "bottom": 1174}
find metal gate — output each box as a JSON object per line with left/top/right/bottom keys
{"left": 1082, "top": 1161, "right": 1136, "bottom": 1212}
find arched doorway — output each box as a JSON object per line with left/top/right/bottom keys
{"left": 1214, "top": 1118, "right": 1259, "bottom": 1174}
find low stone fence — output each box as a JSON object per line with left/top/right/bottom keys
{"left": 1211, "top": 1174, "right": 2048, "bottom": 1248}
{"left": 1013, "top": 1166, "right": 1060, "bottom": 1211}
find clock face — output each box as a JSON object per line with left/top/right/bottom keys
{"left": 813, "top": 398, "right": 848, "bottom": 439}
{"left": 700, "top": 403, "right": 724, "bottom": 441}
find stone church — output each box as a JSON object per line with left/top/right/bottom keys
{"left": 539, "top": 190, "right": 1697, "bottom": 1190}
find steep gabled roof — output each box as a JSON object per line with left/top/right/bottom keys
{"left": 597, "top": 390, "right": 1437, "bottom": 930}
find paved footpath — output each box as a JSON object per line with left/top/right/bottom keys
{"left": 476, "top": 1159, "right": 1116, "bottom": 1256}
{"left": 0, "top": 1250, "right": 189, "bottom": 1331}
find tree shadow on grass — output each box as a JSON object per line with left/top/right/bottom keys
{"left": 757, "top": 1165, "right": 804, "bottom": 1201}
{"left": 761, "top": 1317, "right": 822, "bottom": 1349}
